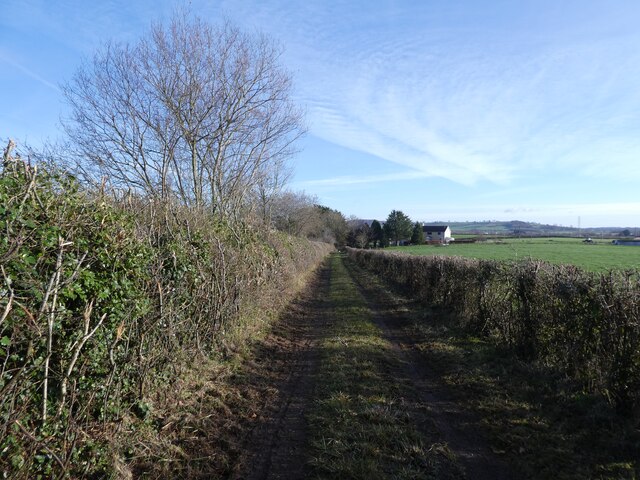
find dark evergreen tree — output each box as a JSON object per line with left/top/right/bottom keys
{"left": 411, "top": 222, "right": 425, "bottom": 244}
{"left": 383, "top": 210, "right": 413, "bottom": 246}
{"left": 380, "top": 228, "right": 389, "bottom": 248}
{"left": 370, "top": 220, "right": 383, "bottom": 248}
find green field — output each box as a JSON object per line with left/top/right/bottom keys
{"left": 389, "top": 237, "right": 640, "bottom": 272}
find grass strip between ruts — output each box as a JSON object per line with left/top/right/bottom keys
{"left": 307, "top": 254, "right": 462, "bottom": 480}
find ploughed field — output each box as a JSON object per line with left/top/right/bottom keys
{"left": 391, "top": 236, "right": 640, "bottom": 272}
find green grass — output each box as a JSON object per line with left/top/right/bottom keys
{"left": 307, "top": 254, "right": 462, "bottom": 479}
{"left": 390, "top": 237, "right": 640, "bottom": 272}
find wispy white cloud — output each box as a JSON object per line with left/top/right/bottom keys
{"left": 4, "top": 0, "right": 640, "bottom": 227}
{"left": 477, "top": 185, "right": 543, "bottom": 199}
{"left": 293, "top": 169, "right": 431, "bottom": 188}
{"left": 0, "top": 51, "right": 60, "bottom": 92}
{"left": 20, "top": 0, "right": 635, "bottom": 187}
{"left": 4, "top": 0, "right": 175, "bottom": 55}
{"left": 245, "top": 1, "right": 640, "bottom": 186}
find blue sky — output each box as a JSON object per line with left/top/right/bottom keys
{"left": 3, "top": 1, "right": 640, "bottom": 227}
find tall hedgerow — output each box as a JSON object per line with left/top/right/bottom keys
{"left": 0, "top": 159, "right": 152, "bottom": 476}
{"left": 0, "top": 149, "right": 332, "bottom": 478}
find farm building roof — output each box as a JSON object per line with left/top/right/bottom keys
{"left": 422, "top": 225, "right": 449, "bottom": 232}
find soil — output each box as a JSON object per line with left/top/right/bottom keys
{"left": 228, "top": 265, "right": 331, "bottom": 480}
{"left": 227, "top": 255, "right": 514, "bottom": 480}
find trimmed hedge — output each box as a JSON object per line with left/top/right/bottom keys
{"left": 347, "top": 247, "right": 640, "bottom": 416}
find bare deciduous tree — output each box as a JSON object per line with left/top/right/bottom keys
{"left": 63, "top": 12, "right": 304, "bottom": 218}
{"left": 270, "top": 190, "right": 318, "bottom": 236}
{"left": 268, "top": 190, "right": 348, "bottom": 245}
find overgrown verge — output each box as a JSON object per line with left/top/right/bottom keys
{"left": 307, "top": 254, "right": 463, "bottom": 479}
{"left": 0, "top": 154, "right": 332, "bottom": 478}
{"left": 349, "top": 250, "right": 640, "bottom": 479}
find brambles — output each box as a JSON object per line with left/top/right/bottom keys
{"left": 0, "top": 155, "right": 149, "bottom": 477}
{"left": 2, "top": 12, "right": 324, "bottom": 479}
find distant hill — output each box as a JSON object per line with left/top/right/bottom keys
{"left": 423, "top": 221, "right": 638, "bottom": 237}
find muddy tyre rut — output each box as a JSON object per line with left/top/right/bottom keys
{"left": 229, "top": 265, "right": 331, "bottom": 480}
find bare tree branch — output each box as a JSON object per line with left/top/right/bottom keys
{"left": 63, "top": 13, "right": 304, "bottom": 220}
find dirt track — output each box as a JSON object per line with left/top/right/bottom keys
{"left": 229, "top": 254, "right": 512, "bottom": 479}
{"left": 229, "top": 266, "right": 330, "bottom": 480}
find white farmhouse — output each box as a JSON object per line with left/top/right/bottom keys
{"left": 422, "top": 225, "right": 453, "bottom": 244}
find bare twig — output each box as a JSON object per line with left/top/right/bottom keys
{"left": 0, "top": 265, "right": 14, "bottom": 328}
{"left": 102, "top": 320, "right": 125, "bottom": 419}
{"left": 58, "top": 299, "right": 107, "bottom": 416}
{"left": 42, "top": 236, "right": 72, "bottom": 422}
{"left": 15, "top": 164, "right": 39, "bottom": 218}
{"left": 2, "top": 139, "right": 16, "bottom": 170}
{"left": 13, "top": 419, "right": 66, "bottom": 471}
{"left": 63, "top": 251, "right": 88, "bottom": 287}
